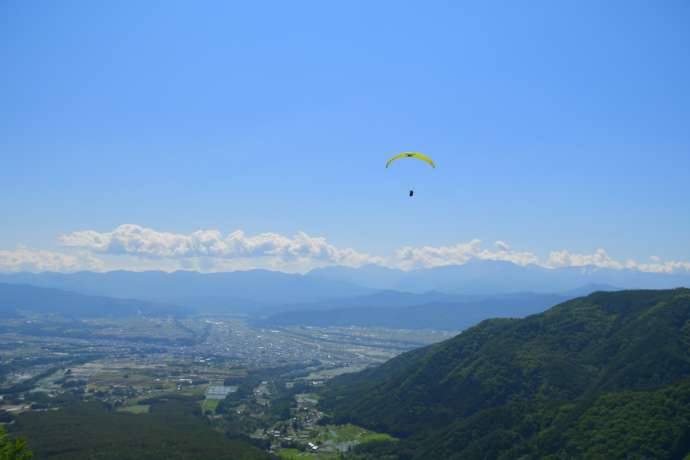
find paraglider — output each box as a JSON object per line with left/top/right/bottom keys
{"left": 385, "top": 152, "right": 436, "bottom": 169}
{"left": 386, "top": 152, "right": 435, "bottom": 197}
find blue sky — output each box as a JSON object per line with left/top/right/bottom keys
{"left": 1, "top": 1, "right": 689, "bottom": 272}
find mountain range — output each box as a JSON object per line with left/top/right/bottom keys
{"left": 255, "top": 291, "right": 573, "bottom": 330}
{"left": 1, "top": 261, "right": 688, "bottom": 328}
{"left": 0, "top": 283, "right": 187, "bottom": 318}
{"left": 309, "top": 260, "right": 690, "bottom": 294}
{"left": 0, "top": 270, "right": 372, "bottom": 313}
{"left": 1, "top": 260, "right": 688, "bottom": 308}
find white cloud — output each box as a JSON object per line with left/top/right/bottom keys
{"left": 0, "top": 246, "right": 105, "bottom": 273}
{"left": 0, "top": 225, "right": 681, "bottom": 274}
{"left": 494, "top": 240, "right": 511, "bottom": 251}
{"left": 393, "top": 241, "right": 690, "bottom": 274}
{"left": 545, "top": 248, "right": 624, "bottom": 270}
{"left": 629, "top": 260, "right": 690, "bottom": 274}
{"left": 395, "top": 239, "right": 540, "bottom": 270}
{"left": 541, "top": 249, "right": 690, "bottom": 273}
{"left": 60, "top": 224, "right": 382, "bottom": 268}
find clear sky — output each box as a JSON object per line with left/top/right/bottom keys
{"left": 1, "top": 1, "right": 689, "bottom": 273}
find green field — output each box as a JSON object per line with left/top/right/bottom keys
{"left": 278, "top": 448, "right": 318, "bottom": 459}
{"left": 315, "top": 423, "right": 395, "bottom": 445}
{"left": 202, "top": 399, "right": 219, "bottom": 412}
{"left": 278, "top": 423, "right": 395, "bottom": 459}
{"left": 277, "top": 448, "right": 341, "bottom": 460}
{"left": 116, "top": 404, "right": 150, "bottom": 414}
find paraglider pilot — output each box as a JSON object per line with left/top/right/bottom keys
{"left": 386, "top": 152, "right": 435, "bottom": 199}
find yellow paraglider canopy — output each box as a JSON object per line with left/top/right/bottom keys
{"left": 385, "top": 152, "right": 436, "bottom": 168}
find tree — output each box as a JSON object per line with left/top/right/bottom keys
{"left": 0, "top": 426, "right": 32, "bottom": 460}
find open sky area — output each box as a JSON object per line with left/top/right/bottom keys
{"left": 1, "top": 0, "right": 689, "bottom": 273}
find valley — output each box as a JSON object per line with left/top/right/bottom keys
{"left": 0, "top": 314, "right": 452, "bottom": 459}
{"left": 2, "top": 279, "right": 690, "bottom": 459}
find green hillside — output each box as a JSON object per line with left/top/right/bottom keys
{"left": 321, "top": 289, "right": 690, "bottom": 459}
{"left": 13, "top": 397, "right": 271, "bottom": 460}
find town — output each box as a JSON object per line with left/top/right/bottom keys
{"left": 0, "top": 315, "right": 454, "bottom": 458}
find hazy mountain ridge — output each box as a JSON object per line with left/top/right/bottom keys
{"left": 0, "top": 270, "right": 374, "bottom": 312}
{"left": 309, "top": 260, "right": 690, "bottom": 294}
{"left": 320, "top": 289, "right": 690, "bottom": 459}
{"left": 255, "top": 292, "right": 572, "bottom": 330}
{"left": 262, "top": 290, "right": 472, "bottom": 312}
{"left": 1, "top": 259, "right": 687, "bottom": 315}
{"left": 0, "top": 283, "right": 188, "bottom": 318}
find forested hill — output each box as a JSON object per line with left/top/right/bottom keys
{"left": 321, "top": 289, "right": 690, "bottom": 459}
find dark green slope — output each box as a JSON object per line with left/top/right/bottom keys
{"left": 321, "top": 289, "right": 690, "bottom": 459}
{"left": 14, "top": 397, "right": 271, "bottom": 460}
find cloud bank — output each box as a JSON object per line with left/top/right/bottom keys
{"left": 1, "top": 224, "right": 689, "bottom": 274}
{"left": 396, "top": 242, "right": 690, "bottom": 273}
{"left": 0, "top": 246, "right": 104, "bottom": 273}
{"left": 59, "top": 224, "right": 382, "bottom": 268}
{"left": 396, "top": 239, "right": 540, "bottom": 270}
